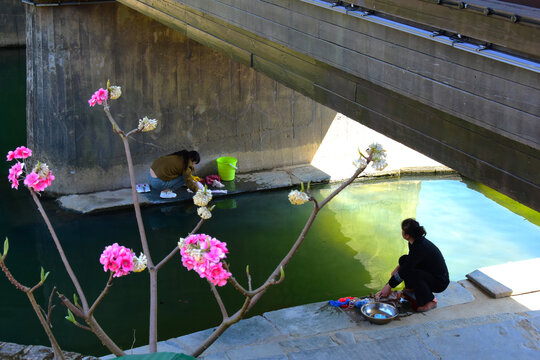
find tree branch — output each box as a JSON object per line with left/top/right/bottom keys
{"left": 88, "top": 272, "right": 114, "bottom": 316}
{"left": 29, "top": 190, "right": 89, "bottom": 312}
{"left": 209, "top": 282, "right": 228, "bottom": 319}
{"left": 156, "top": 218, "right": 204, "bottom": 271}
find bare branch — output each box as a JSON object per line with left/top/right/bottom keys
{"left": 89, "top": 272, "right": 114, "bottom": 316}
{"left": 0, "top": 258, "right": 28, "bottom": 292}
{"left": 209, "top": 282, "right": 228, "bottom": 319}
{"left": 57, "top": 293, "right": 86, "bottom": 319}
{"left": 29, "top": 190, "right": 89, "bottom": 312}
{"left": 46, "top": 286, "right": 57, "bottom": 325}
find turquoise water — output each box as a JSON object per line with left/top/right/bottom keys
{"left": 1, "top": 48, "right": 539, "bottom": 356}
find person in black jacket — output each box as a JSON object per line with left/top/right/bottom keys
{"left": 376, "top": 218, "right": 449, "bottom": 312}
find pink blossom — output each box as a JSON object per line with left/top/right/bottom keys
{"left": 88, "top": 88, "right": 108, "bottom": 107}
{"left": 8, "top": 162, "right": 24, "bottom": 189}
{"left": 6, "top": 146, "right": 32, "bottom": 161}
{"left": 178, "top": 234, "right": 231, "bottom": 286}
{"left": 22, "top": 170, "right": 55, "bottom": 192}
{"left": 99, "top": 243, "right": 134, "bottom": 277}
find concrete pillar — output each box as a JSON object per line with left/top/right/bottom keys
{"left": 1, "top": 0, "right": 26, "bottom": 47}
{"left": 25, "top": 2, "right": 336, "bottom": 194}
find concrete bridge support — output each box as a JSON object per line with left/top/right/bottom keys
{"left": 25, "top": 2, "right": 335, "bottom": 194}
{"left": 111, "top": 0, "right": 539, "bottom": 210}
{"left": 1, "top": 0, "right": 26, "bottom": 47}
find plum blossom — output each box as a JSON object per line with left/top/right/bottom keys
{"left": 8, "top": 162, "right": 24, "bottom": 189}
{"left": 178, "top": 234, "right": 231, "bottom": 286}
{"left": 193, "top": 188, "right": 212, "bottom": 207}
{"left": 133, "top": 252, "right": 147, "bottom": 273}
{"left": 353, "top": 157, "right": 367, "bottom": 169}
{"left": 288, "top": 190, "right": 310, "bottom": 205}
{"left": 197, "top": 206, "right": 212, "bottom": 220}
{"left": 108, "top": 86, "right": 122, "bottom": 100}
{"left": 88, "top": 88, "right": 108, "bottom": 107}
{"left": 99, "top": 243, "right": 135, "bottom": 277}
{"left": 353, "top": 143, "right": 387, "bottom": 171}
{"left": 6, "top": 147, "right": 55, "bottom": 192}
{"left": 23, "top": 163, "right": 55, "bottom": 192}
{"left": 137, "top": 116, "right": 158, "bottom": 132}
{"left": 366, "top": 142, "right": 387, "bottom": 171}
{"left": 6, "top": 146, "right": 32, "bottom": 161}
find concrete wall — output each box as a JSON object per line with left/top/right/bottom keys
{"left": 115, "top": 0, "right": 540, "bottom": 210}
{"left": 1, "top": 0, "right": 26, "bottom": 47}
{"left": 25, "top": 3, "right": 336, "bottom": 194}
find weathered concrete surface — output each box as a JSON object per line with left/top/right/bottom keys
{"left": 101, "top": 280, "right": 540, "bottom": 359}
{"left": 26, "top": 2, "right": 335, "bottom": 195}
{"left": 113, "top": 0, "right": 540, "bottom": 211}
{"left": 0, "top": 0, "right": 25, "bottom": 47}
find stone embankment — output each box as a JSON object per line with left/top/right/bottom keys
{"left": 0, "top": 342, "right": 98, "bottom": 360}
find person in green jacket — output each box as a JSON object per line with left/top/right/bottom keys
{"left": 148, "top": 150, "right": 202, "bottom": 198}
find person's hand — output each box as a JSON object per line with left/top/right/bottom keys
{"left": 375, "top": 283, "right": 392, "bottom": 300}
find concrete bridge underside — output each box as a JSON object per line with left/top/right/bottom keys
{"left": 115, "top": 0, "right": 539, "bottom": 209}
{"left": 25, "top": 0, "right": 539, "bottom": 210}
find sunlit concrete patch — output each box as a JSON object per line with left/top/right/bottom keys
{"left": 172, "top": 315, "right": 281, "bottom": 355}
{"left": 436, "top": 281, "right": 475, "bottom": 309}
{"left": 283, "top": 164, "right": 331, "bottom": 185}
{"left": 287, "top": 335, "right": 436, "bottom": 360}
{"left": 235, "top": 171, "right": 292, "bottom": 189}
{"left": 419, "top": 317, "right": 540, "bottom": 359}
{"left": 263, "top": 302, "right": 356, "bottom": 337}
{"left": 467, "top": 258, "right": 540, "bottom": 298}
{"left": 57, "top": 189, "right": 154, "bottom": 214}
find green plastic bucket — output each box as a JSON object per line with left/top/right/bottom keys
{"left": 216, "top": 156, "right": 238, "bottom": 181}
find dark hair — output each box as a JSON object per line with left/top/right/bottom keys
{"left": 170, "top": 149, "right": 200, "bottom": 168}
{"left": 401, "top": 218, "right": 426, "bottom": 240}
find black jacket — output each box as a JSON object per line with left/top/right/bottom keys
{"left": 388, "top": 236, "right": 449, "bottom": 288}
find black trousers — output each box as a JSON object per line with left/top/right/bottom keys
{"left": 399, "top": 255, "right": 449, "bottom": 306}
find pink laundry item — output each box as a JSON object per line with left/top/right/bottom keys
{"left": 204, "top": 175, "right": 221, "bottom": 185}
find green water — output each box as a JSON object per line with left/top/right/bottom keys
{"left": 1, "top": 48, "right": 539, "bottom": 356}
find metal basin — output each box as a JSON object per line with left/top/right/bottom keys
{"left": 360, "top": 302, "right": 398, "bottom": 325}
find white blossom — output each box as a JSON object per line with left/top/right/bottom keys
{"left": 353, "top": 157, "right": 367, "bottom": 169}
{"left": 109, "top": 86, "right": 122, "bottom": 100}
{"left": 132, "top": 252, "right": 147, "bottom": 273}
{"left": 138, "top": 116, "right": 158, "bottom": 132}
{"left": 366, "top": 142, "right": 388, "bottom": 171}
{"left": 193, "top": 188, "right": 212, "bottom": 207}
{"left": 288, "top": 190, "right": 310, "bottom": 205}
{"left": 197, "top": 206, "right": 212, "bottom": 220}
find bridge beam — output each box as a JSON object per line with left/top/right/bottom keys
{"left": 116, "top": 0, "right": 540, "bottom": 210}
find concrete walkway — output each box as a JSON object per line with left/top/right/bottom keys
{"left": 57, "top": 164, "right": 455, "bottom": 214}
{"left": 109, "top": 280, "right": 540, "bottom": 359}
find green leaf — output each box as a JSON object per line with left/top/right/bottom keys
{"left": 300, "top": 182, "right": 305, "bottom": 192}
{"left": 3, "top": 237, "right": 8, "bottom": 257}
{"left": 280, "top": 266, "right": 285, "bottom": 279}
{"left": 307, "top": 181, "right": 311, "bottom": 191}
{"left": 40, "top": 267, "right": 50, "bottom": 283}
{"left": 65, "top": 309, "right": 77, "bottom": 324}
{"left": 73, "top": 293, "right": 79, "bottom": 307}
{"left": 246, "top": 265, "right": 250, "bottom": 276}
